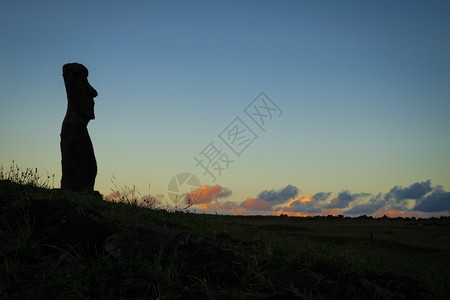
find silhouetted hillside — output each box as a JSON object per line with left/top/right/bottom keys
{"left": 1, "top": 180, "right": 448, "bottom": 299}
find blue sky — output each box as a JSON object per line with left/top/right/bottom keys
{"left": 1, "top": 1, "right": 449, "bottom": 216}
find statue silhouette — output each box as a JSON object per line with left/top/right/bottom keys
{"left": 60, "top": 63, "right": 98, "bottom": 192}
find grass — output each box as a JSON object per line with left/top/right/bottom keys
{"left": 0, "top": 161, "right": 55, "bottom": 190}
{"left": 0, "top": 164, "right": 449, "bottom": 298}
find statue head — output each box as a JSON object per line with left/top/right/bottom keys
{"left": 63, "top": 63, "right": 98, "bottom": 120}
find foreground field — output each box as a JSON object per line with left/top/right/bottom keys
{"left": 1, "top": 180, "right": 449, "bottom": 299}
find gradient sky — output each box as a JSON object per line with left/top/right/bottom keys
{"left": 1, "top": 1, "right": 449, "bottom": 217}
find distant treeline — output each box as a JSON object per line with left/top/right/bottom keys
{"left": 278, "top": 213, "right": 450, "bottom": 222}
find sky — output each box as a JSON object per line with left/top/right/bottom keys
{"left": 1, "top": 0, "right": 449, "bottom": 217}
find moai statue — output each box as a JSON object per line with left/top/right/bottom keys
{"left": 60, "top": 63, "right": 98, "bottom": 192}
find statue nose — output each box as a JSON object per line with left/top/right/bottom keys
{"left": 88, "top": 85, "right": 98, "bottom": 98}
{"left": 91, "top": 88, "right": 98, "bottom": 98}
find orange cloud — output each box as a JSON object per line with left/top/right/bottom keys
{"left": 104, "top": 192, "right": 118, "bottom": 202}
{"left": 187, "top": 184, "right": 232, "bottom": 206}
{"left": 107, "top": 182, "right": 450, "bottom": 218}
{"left": 241, "top": 197, "right": 273, "bottom": 211}
{"left": 285, "top": 194, "right": 313, "bottom": 207}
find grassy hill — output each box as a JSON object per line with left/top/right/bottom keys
{"left": 1, "top": 179, "right": 449, "bottom": 299}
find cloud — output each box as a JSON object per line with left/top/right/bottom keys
{"left": 384, "top": 180, "right": 432, "bottom": 202}
{"left": 341, "top": 182, "right": 450, "bottom": 216}
{"left": 236, "top": 184, "right": 301, "bottom": 213}
{"left": 382, "top": 182, "right": 433, "bottom": 211}
{"left": 188, "top": 184, "right": 232, "bottom": 205}
{"left": 276, "top": 193, "right": 334, "bottom": 215}
{"left": 241, "top": 197, "right": 273, "bottom": 211}
{"left": 107, "top": 180, "right": 449, "bottom": 217}
{"left": 283, "top": 195, "right": 322, "bottom": 214}
{"left": 382, "top": 180, "right": 450, "bottom": 213}
{"left": 192, "top": 185, "right": 302, "bottom": 215}
{"left": 313, "top": 192, "right": 332, "bottom": 202}
{"left": 325, "top": 191, "right": 370, "bottom": 209}
{"left": 257, "top": 184, "right": 299, "bottom": 204}
{"left": 344, "top": 193, "right": 384, "bottom": 215}
{"left": 414, "top": 186, "right": 450, "bottom": 212}
{"left": 344, "top": 203, "right": 384, "bottom": 215}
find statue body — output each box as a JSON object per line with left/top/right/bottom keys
{"left": 61, "top": 63, "right": 98, "bottom": 192}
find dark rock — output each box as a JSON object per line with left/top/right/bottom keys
{"left": 60, "top": 63, "right": 99, "bottom": 192}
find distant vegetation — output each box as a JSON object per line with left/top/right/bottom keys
{"left": 1, "top": 164, "right": 449, "bottom": 298}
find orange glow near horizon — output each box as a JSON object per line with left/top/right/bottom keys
{"left": 321, "top": 208, "right": 344, "bottom": 216}
{"left": 241, "top": 197, "right": 272, "bottom": 211}
{"left": 275, "top": 210, "right": 318, "bottom": 217}
{"left": 285, "top": 194, "right": 313, "bottom": 207}
{"left": 105, "top": 187, "right": 447, "bottom": 218}
{"left": 371, "top": 208, "right": 428, "bottom": 218}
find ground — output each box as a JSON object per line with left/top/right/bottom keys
{"left": 0, "top": 180, "right": 448, "bottom": 299}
